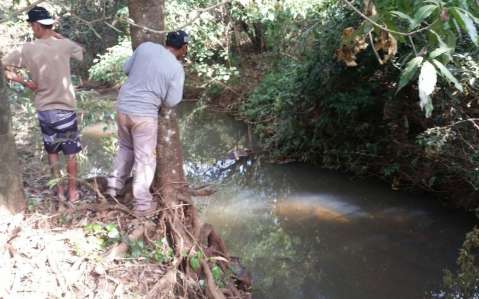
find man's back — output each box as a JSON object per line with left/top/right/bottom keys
{"left": 2, "top": 37, "right": 83, "bottom": 111}
{"left": 118, "top": 42, "right": 185, "bottom": 118}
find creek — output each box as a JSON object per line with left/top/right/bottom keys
{"left": 80, "top": 102, "right": 475, "bottom": 299}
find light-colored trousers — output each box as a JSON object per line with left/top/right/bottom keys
{"left": 108, "top": 112, "right": 158, "bottom": 208}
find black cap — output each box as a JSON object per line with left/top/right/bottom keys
{"left": 27, "top": 6, "right": 55, "bottom": 25}
{"left": 166, "top": 30, "right": 189, "bottom": 49}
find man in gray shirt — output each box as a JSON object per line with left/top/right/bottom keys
{"left": 107, "top": 30, "right": 188, "bottom": 217}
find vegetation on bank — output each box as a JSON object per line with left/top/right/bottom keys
{"left": 240, "top": 0, "right": 479, "bottom": 206}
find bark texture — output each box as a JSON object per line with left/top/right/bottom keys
{"left": 0, "top": 60, "right": 26, "bottom": 215}
{"left": 127, "top": 0, "right": 165, "bottom": 49}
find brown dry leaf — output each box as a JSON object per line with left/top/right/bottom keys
{"left": 354, "top": 36, "right": 368, "bottom": 52}
{"left": 373, "top": 30, "right": 398, "bottom": 64}
{"left": 342, "top": 27, "right": 355, "bottom": 39}
{"left": 336, "top": 46, "right": 358, "bottom": 67}
{"left": 336, "top": 27, "right": 369, "bottom": 67}
{"left": 363, "top": 0, "right": 377, "bottom": 17}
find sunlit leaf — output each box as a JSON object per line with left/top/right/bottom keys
{"left": 418, "top": 61, "right": 437, "bottom": 117}
{"left": 450, "top": 7, "right": 478, "bottom": 46}
{"left": 410, "top": 5, "right": 438, "bottom": 30}
{"left": 431, "top": 59, "right": 463, "bottom": 92}
{"left": 429, "top": 46, "right": 453, "bottom": 59}
{"left": 459, "top": 10, "right": 478, "bottom": 46}
{"left": 397, "top": 56, "right": 424, "bottom": 92}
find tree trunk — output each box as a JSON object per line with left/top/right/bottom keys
{"left": 0, "top": 60, "right": 26, "bottom": 215}
{"left": 126, "top": 2, "right": 249, "bottom": 297}
{"left": 127, "top": 0, "right": 165, "bottom": 49}
{"left": 154, "top": 108, "right": 188, "bottom": 203}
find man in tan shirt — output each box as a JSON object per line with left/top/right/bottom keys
{"left": 2, "top": 6, "right": 84, "bottom": 203}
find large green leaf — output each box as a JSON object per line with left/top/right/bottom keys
{"left": 431, "top": 59, "right": 464, "bottom": 92}
{"left": 429, "top": 46, "right": 453, "bottom": 59}
{"left": 428, "top": 29, "right": 455, "bottom": 62}
{"left": 410, "top": 4, "right": 438, "bottom": 30}
{"left": 459, "top": 8, "right": 479, "bottom": 24}
{"left": 450, "top": 7, "right": 478, "bottom": 46}
{"left": 418, "top": 61, "right": 437, "bottom": 118}
{"left": 397, "top": 56, "right": 424, "bottom": 92}
{"left": 459, "top": 10, "right": 478, "bottom": 46}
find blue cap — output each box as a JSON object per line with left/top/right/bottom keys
{"left": 166, "top": 30, "right": 189, "bottom": 49}
{"left": 27, "top": 6, "right": 55, "bottom": 25}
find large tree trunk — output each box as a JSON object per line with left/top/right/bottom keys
{"left": 127, "top": 0, "right": 165, "bottom": 49}
{"left": 126, "top": 2, "right": 249, "bottom": 297}
{"left": 0, "top": 60, "right": 26, "bottom": 215}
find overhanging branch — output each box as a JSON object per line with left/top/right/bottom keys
{"left": 123, "top": 0, "right": 231, "bottom": 35}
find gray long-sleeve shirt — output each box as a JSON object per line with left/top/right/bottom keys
{"left": 117, "top": 42, "right": 185, "bottom": 118}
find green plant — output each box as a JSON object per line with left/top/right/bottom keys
{"left": 443, "top": 227, "right": 479, "bottom": 298}
{"left": 84, "top": 222, "right": 121, "bottom": 248}
{"left": 128, "top": 238, "right": 174, "bottom": 263}
{"left": 189, "top": 251, "right": 203, "bottom": 271}
{"left": 88, "top": 37, "right": 132, "bottom": 85}
{"left": 338, "top": 0, "right": 479, "bottom": 117}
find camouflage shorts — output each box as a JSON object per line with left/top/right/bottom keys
{"left": 37, "top": 109, "right": 82, "bottom": 155}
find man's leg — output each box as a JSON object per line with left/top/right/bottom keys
{"left": 66, "top": 154, "right": 78, "bottom": 201}
{"left": 47, "top": 152, "right": 65, "bottom": 201}
{"left": 107, "top": 112, "right": 135, "bottom": 195}
{"left": 39, "top": 110, "right": 82, "bottom": 202}
{"left": 130, "top": 115, "right": 158, "bottom": 213}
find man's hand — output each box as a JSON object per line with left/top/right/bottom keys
{"left": 24, "top": 80, "right": 38, "bottom": 92}
{"left": 4, "top": 67, "right": 37, "bottom": 91}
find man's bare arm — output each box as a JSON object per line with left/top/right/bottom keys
{"left": 4, "top": 66, "right": 37, "bottom": 91}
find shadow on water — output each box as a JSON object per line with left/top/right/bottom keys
{"left": 81, "top": 102, "right": 476, "bottom": 299}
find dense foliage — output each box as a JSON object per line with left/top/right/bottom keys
{"left": 240, "top": 0, "right": 479, "bottom": 199}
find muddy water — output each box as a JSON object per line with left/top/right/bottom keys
{"left": 81, "top": 103, "right": 475, "bottom": 299}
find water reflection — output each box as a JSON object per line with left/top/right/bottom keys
{"left": 176, "top": 104, "right": 474, "bottom": 299}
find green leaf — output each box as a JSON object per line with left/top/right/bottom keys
{"left": 429, "top": 30, "right": 453, "bottom": 49}
{"left": 190, "top": 255, "right": 201, "bottom": 271}
{"left": 107, "top": 227, "right": 120, "bottom": 239}
{"left": 461, "top": 9, "right": 479, "bottom": 24}
{"left": 423, "top": 0, "right": 441, "bottom": 5}
{"left": 47, "top": 177, "right": 62, "bottom": 189}
{"left": 459, "top": 10, "right": 478, "bottom": 46}
{"left": 429, "top": 46, "right": 453, "bottom": 59}
{"left": 211, "top": 265, "right": 223, "bottom": 282}
{"left": 418, "top": 61, "right": 437, "bottom": 118}
{"left": 397, "top": 56, "right": 424, "bottom": 92}
{"left": 411, "top": 5, "right": 438, "bottom": 30}
{"left": 390, "top": 10, "right": 414, "bottom": 25}
{"left": 450, "top": 7, "right": 478, "bottom": 46}
{"left": 431, "top": 59, "right": 463, "bottom": 92}
{"left": 131, "top": 247, "right": 142, "bottom": 258}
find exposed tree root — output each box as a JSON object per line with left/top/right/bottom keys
{"left": 146, "top": 108, "right": 251, "bottom": 298}
{"left": 75, "top": 108, "right": 251, "bottom": 298}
